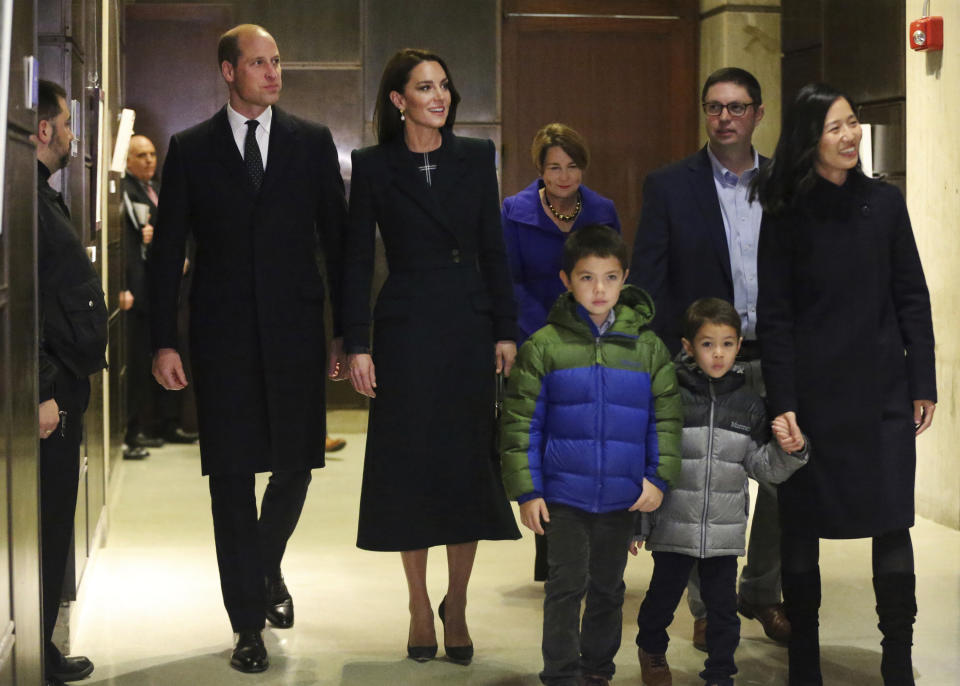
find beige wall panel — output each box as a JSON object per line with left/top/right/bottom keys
{"left": 699, "top": 4, "right": 781, "bottom": 158}
{"left": 906, "top": 0, "right": 960, "bottom": 529}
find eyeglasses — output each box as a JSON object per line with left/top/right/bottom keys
{"left": 702, "top": 101, "right": 755, "bottom": 118}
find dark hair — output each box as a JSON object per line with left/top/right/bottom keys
{"left": 218, "top": 24, "right": 268, "bottom": 68}
{"left": 682, "top": 297, "right": 742, "bottom": 342}
{"left": 530, "top": 123, "right": 589, "bottom": 171}
{"left": 701, "top": 67, "right": 762, "bottom": 107}
{"left": 562, "top": 224, "right": 628, "bottom": 275}
{"left": 751, "top": 83, "right": 859, "bottom": 216}
{"left": 373, "top": 48, "right": 461, "bottom": 145}
{"left": 38, "top": 80, "right": 67, "bottom": 123}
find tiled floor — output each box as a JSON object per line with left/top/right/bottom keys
{"left": 72, "top": 410, "right": 960, "bottom": 685}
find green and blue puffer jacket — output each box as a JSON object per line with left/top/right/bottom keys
{"left": 500, "top": 285, "right": 682, "bottom": 513}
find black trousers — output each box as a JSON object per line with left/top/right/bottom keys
{"left": 637, "top": 552, "right": 740, "bottom": 685}
{"left": 208, "top": 469, "right": 312, "bottom": 632}
{"left": 124, "top": 311, "right": 154, "bottom": 441}
{"left": 40, "top": 372, "right": 90, "bottom": 673}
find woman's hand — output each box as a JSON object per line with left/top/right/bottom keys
{"left": 348, "top": 353, "right": 377, "bottom": 398}
{"left": 913, "top": 399, "right": 935, "bottom": 435}
{"left": 495, "top": 340, "right": 517, "bottom": 377}
{"left": 772, "top": 413, "right": 806, "bottom": 453}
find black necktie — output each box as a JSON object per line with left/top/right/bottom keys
{"left": 244, "top": 120, "right": 264, "bottom": 190}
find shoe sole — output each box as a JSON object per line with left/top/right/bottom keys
{"left": 51, "top": 665, "right": 95, "bottom": 682}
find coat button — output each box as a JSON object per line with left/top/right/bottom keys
{"left": 451, "top": 248, "right": 461, "bottom": 263}
{"left": 88, "top": 300, "right": 94, "bottom": 308}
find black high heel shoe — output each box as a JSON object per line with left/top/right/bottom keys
{"left": 406, "top": 612, "right": 437, "bottom": 662}
{"left": 438, "top": 597, "right": 474, "bottom": 665}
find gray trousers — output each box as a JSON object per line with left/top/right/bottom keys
{"left": 687, "top": 357, "right": 782, "bottom": 617}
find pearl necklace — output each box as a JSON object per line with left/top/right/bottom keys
{"left": 545, "top": 191, "right": 582, "bottom": 222}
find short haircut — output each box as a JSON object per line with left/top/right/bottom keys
{"left": 38, "top": 80, "right": 66, "bottom": 123}
{"left": 218, "top": 24, "right": 268, "bottom": 68}
{"left": 561, "top": 224, "right": 627, "bottom": 276}
{"left": 682, "top": 297, "right": 742, "bottom": 342}
{"left": 530, "top": 123, "right": 589, "bottom": 171}
{"left": 701, "top": 67, "right": 762, "bottom": 107}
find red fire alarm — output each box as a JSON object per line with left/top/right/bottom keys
{"left": 910, "top": 1, "right": 943, "bottom": 51}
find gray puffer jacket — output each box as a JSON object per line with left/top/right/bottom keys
{"left": 645, "top": 358, "right": 809, "bottom": 558}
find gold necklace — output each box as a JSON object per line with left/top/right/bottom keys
{"left": 545, "top": 191, "right": 581, "bottom": 222}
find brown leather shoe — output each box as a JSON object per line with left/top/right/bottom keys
{"left": 325, "top": 436, "right": 346, "bottom": 452}
{"left": 692, "top": 617, "right": 708, "bottom": 652}
{"left": 738, "top": 597, "right": 791, "bottom": 643}
{"left": 638, "top": 647, "right": 672, "bottom": 686}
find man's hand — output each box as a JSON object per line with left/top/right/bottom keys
{"left": 495, "top": 340, "right": 517, "bottom": 377}
{"left": 118, "top": 290, "right": 134, "bottom": 311}
{"left": 39, "top": 398, "right": 60, "bottom": 439}
{"left": 327, "top": 337, "right": 348, "bottom": 380}
{"left": 914, "top": 399, "right": 935, "bottom": 435}
{"left": 348, "top": 353, "right": 377, "bottom": 397}
{"left": 153, "top": 348, "right": 188, "bottom": 390}
{"left": 519, "top": 497, "right": 550, "bottom": 535}
{"left": 141, "top": 223, "right": 154, "bottom": 244}
{"left": 629, "top": 478, "right": 664, "bottom": 512}
{"left": 772, "top": 413, "right": 805, "bottom": 453}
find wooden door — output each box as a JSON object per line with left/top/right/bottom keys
{"left": 502, "top": 0, "right": 699, "bottom": 247}
{"left": 0, "top": 0, "right": 43, "bottom": 682}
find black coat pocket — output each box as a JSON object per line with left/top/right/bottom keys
{"left": 47, "top": 277, "right": 108, "bottom": 377}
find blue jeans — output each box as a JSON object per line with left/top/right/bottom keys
{"left": 540, "top": 504, "right": 635, "bottom": 686}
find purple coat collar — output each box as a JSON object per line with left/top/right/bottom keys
{"left": 502, "top": 179, "right": 618, "bottom": 232}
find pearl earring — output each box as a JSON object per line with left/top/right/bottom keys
{"left": 399, "top": 109, "right": 405, "bottom": 121}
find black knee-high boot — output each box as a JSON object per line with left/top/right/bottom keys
{"left": 873, "top": 573, "right": 916, "bottom": 685}
{"left": 782, "top": 568, "right": 823, "bottom": 686}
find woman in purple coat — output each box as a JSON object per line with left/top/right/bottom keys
{"left": 501, "top": 124, "right": 621, "bottom": 346}
{"left": 501, "top": 123, "right": 620, "bottom": 580}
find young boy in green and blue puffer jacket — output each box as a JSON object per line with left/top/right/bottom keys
{"left": 634, "top": 298, "right": 809, "bottom": 686}
{"left": 500, "top": 224, "right": 682, "bottom": 686}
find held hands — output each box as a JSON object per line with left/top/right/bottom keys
{"left": 629, "top": 478, "right": 664, "bottom": 513}
{"left": 141, "top": 223, "right": 154, "bottom": 244}
{"left": 495, "top": 340, "right": 517, "bottom": 377}
{"left": 772, "top": 411, "right": 805, "bottom": 453}
{"left": 152, "top": 348, "right": 188, "bottom": 390}
{"left": 914, "top": 399, "right": 935, "bottom": 435}
{"left": 327, "top": 337, "right": 348, "bottom": 381}
{"left": 628, "top": 536, "right": 644, "bottom": 556}
{"left": 348, "top": 353, "right": 377, "bottom": 398}
{"left": 39, "top": 398, "right": 60, "bottom": 439}
{"left": 519, "top": 497, "right": 550, "bottom": 535}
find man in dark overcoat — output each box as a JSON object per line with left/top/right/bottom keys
{"left": 36, "top": 79, "right": 107, "bottom": 686}
{"left": 629, "top": 68, "right": 790, "bottom": 648}
{"left": 149, "top": 24, "right": 347, "bottom": 672}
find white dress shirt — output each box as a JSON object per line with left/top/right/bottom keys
{"left": 226, "top": 103, "right": 272, "bottom": 170}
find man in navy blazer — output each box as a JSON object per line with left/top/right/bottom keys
{"left": 630, "top": 68, "right": 789, "bottom": 654}
{"left": 150, "top": 24, "right": 347, "bottom": 673}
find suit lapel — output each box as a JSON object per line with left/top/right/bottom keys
{"left": 210, "top": 107, "right": 251, "bottom": 190}
{"left": 386, "top": 135, "right": 454, "bottom": 236}
{"left": 259, "top": 107, "right": 295, "bottom": 200}
{"left": 688, "top": 146, "right": 733, "bottom": 286}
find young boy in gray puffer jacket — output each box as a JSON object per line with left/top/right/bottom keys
{"left": 634, "top": 298, "right": 809, "bottom": 686}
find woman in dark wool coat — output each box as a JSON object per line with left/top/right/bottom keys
{"left": 754, "top": 83, "right": 936, "bottom": 686}
{"left": 343, "top": 49, "right": 520, "bottom": 664}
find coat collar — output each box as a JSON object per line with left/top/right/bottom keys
{"left": 209, "top": 105, "right": 297, "bottom": 199}
{"left": 502, "top": 179, "right": 617, "bottom": 234}
{"left": 385, "top": 127, "right": 468, "bottom": 237}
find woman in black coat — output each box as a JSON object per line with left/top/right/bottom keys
{"left": 343, "top": 49, "right": 521, "bottom": 663}
{"left": 754, "top": 84, "right": 936, "bottom": 686}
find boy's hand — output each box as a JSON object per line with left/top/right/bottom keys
{"left": 629, "top": 478, "right": 663, "bottom": 512}
{"left": 519, "top": 498, "right": 549, "bottom": 535}
{"left": 495, "top": 340, "right": 517, "bottom": 377}
{"left": 772, "top": 411, "right": 805, "bottom": 453}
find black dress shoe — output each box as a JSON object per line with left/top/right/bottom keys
{"left": 48, "top": 653, "right": 94, "bottom": 681}
{"left": 265, "top": 574, "right": 294, "bottom": 628}
{"left": 406, "top": 643, "right": 438, "bottom": 662}
{"left": 438, "top": 597, "right": 473, "bottom": 665}
{"left": 230, "top": 631, "right": 268, "bottom": 673}
{"left": 122, "top": 445, "right": 149, "bottom": 460}
{"left": 130, "top": 432, "right": 165, "bottom": 448}
{"left": 163, "top": 427, "right": 199, "bottom": 443}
